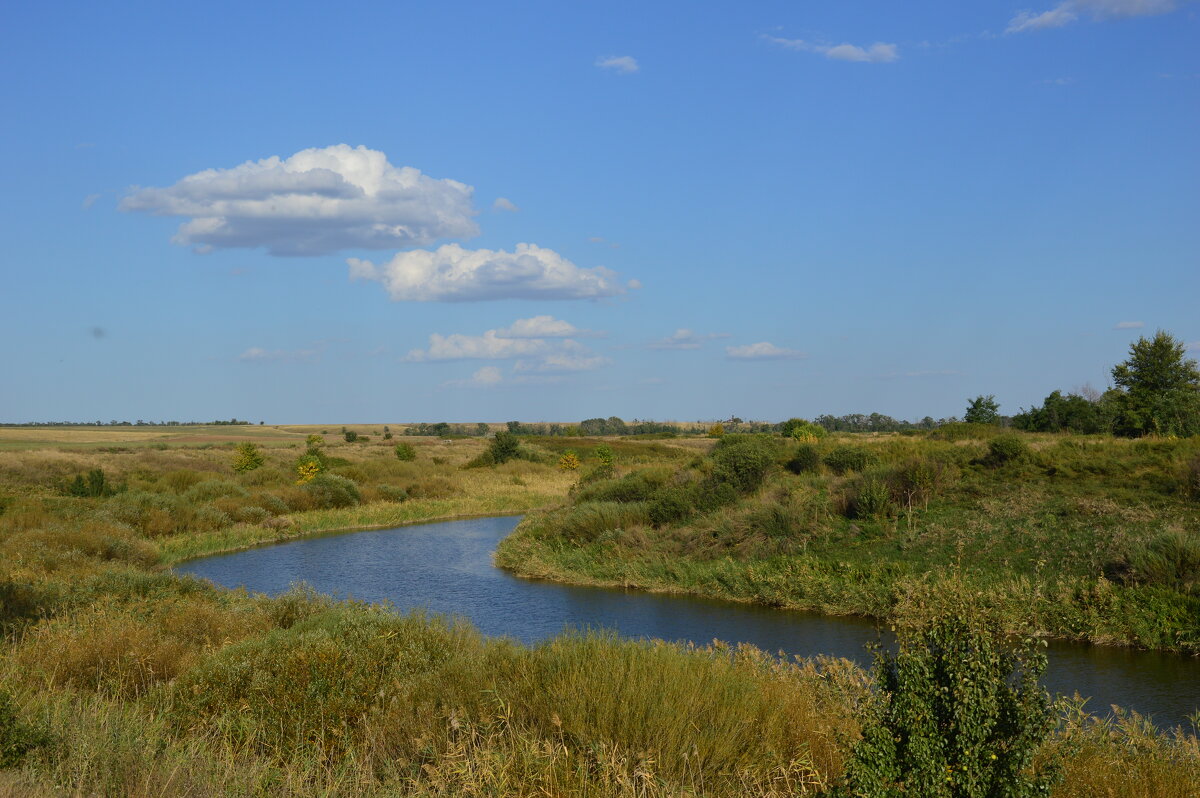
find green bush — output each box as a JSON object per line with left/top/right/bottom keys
{"left": 0, "top": 690, "right": 51, "bottom": 768}
{"left": 647, "top": 485, "right": 695, "bottom": 527}
{"left": 66, "top": 468, "right": 114, "bottom": 498}
{"left": 393, "top": 442, "right": 416, "bottom": 461}
{"left": 847, "top": 476, "right": 894, "bottom": 519}
{"left": 835, "top": 615, "right": 1059, "bottom": 797}
{"left": 574, "top": 469, "right": 670, "bottom": 504}
{"left": 376, "top": 484, "right": 408, "bottom": 503}
{"left": 231, "top": 442, "right": 265, "bottom": 473}
{"left": 785, "top": 443, "right": 822, "bottom": 474}
{"left": 343, "top": 430, "right": 358, "bottom": 443}
{"left": 986, "top": 434, "right": 1029, "bottom": 466}
{"left": 488, "top": 431, "right": 521, "bottom": 464}
{"left": 301, "top": 473, "right": 361, "bottom": 509}
{"left": 823, "top": 445, "right": 876, "bottom": 475}
{"left": 711, "top": 435, "right": 776, "bottom": 493}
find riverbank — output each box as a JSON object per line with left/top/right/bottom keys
{"left": 495, "top": 432, "right": 1200, "bottom": 654}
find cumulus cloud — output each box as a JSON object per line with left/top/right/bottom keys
{"left": 494, "top": 315, "right": 601, "bottom": 339}
{"left": 348, "top": 243, "right": 632, "bottom": 302}
{"left": 647, "top": 329, "right": 730, "bottom": 350}
{"left": 515, "top": 340, "right": 611, "bottom": 373}
{"left": 492, "top": 197, "right": 519, "bottom": 212}
{"left": 1008, "top": 0, "right": 1180, "bottom": 33}
{"left": 595, "top": 55, "right": 639, "bottom": 74}
{"left": 765, "top": 35, "right": 899, "bottom": 63}
{"left": 405, "top": 319, "right": 610, "bottom": 374}
{"left": 403, "top": 331, "right": 548, "bottom": 362}
{"left": 121, "top": 144, "right": 478, "bottom": 256}
{"left": 725, "top": 342, "right": 807, "bottom": 360}
{"left": 1114, "top": 320, "right": 1146, "bottom": 329}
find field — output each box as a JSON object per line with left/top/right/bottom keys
{"left": 0, "top": 425, "right": 1197, "bottom": 795}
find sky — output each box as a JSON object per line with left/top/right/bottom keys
{"left": 1, "top": 0, "right": 1197, "bottom": 424}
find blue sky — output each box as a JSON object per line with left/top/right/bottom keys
{"left": 2, "top": 1, "right": 1196, "bottom": 424}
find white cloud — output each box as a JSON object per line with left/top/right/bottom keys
{"left": 647, "top": 329, "right": 730, "bottom": 350}
{"left": 82, "top": 193, "right": 101, "bottom": 210}
{"left": 725, "top": 342, "right": 807, "bottom": 360}
{"left": 514, "top": 341, "right": 611, "bottom": 373}
{"left": 1114, "top": 320, "right": 1145, "bottom": 329}
{"left": 492, "top": 197, "right": 519, "bottom": 212}
{"left": 404, "top": 331, "right": 548, "bottom": 362}
{"left": 595, "top": 55, "right": 639, "bottom": 74}
{"left": 348, "top": 242, "right": 632, "bottom": 302}
{"left": 765, "top": 35, "right": 899, "bottom": 63}
{"left": 1008, "top": 0, "right": 1179, "bottom": 33}
{"left": 238, "top": 345, "right": 321, "bottom": 362}
{"left": 494, "top": 315, "right": 601, "bottom": 339}
{"left": 405, "top": 321, "right": 610, "bottom": 373}
{"left": 121, "top": 144, "right": 478, "bottom": 256}
{"left": 471, "top": 366, "right": 504, "bottom": 385}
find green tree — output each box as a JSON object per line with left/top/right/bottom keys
{"left": 488, "top": 430, "right": 521, "bottom": 464}
{"left": 231, "top": 442, "right": 266, "bottom": 473}
{"left": 964, "top": 395, "right": 1000, "bottom": 425}
{"left": 393, "top": 442, "right": 416, "bottom": 461}
{"left": 343, "top": 430, "right": 359, "bottom": 443}
{"left": 835, "top": 615, "right": 1059, "bottom": 798}
{"left": 1110, "top": 331, "right": 1200, "bottom": 437}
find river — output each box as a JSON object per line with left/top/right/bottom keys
{"left": 175, "top": 515, "right": 1200, "bottom": 729}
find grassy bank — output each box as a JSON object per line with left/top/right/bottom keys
{"left": 497, "top": 430, "right": 1200, "bottom": 653}
{"left": 1, "top": 426, "right": 1198, "bottom": 795}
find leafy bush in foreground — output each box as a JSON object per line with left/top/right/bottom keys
{"left": 301, "top": 473, "right": 361, "bottom": 509}
{"left": 835, "top": 615, "right": 1058, "bottom": 797}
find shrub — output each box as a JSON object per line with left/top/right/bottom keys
{"left": 185, "top": 479, "right": 249, "bottom": 502}
{"left": 0, "top": 690, "right": 51, "bottom": 768}
{"left": 488, "top": 430, "right": 521, "bottom": 464}
{"left": 847, "top": 476, "right": 894, "bottom": 519}
{"left": 343, "top": 430, "right": 358, "bottom": 443}
{"left": 575, "top": 469, "right": 670, "bottom": 503}
{"left": 376, "top": 484, "right": 408, "bottom": 503}
{"left": 781, "top": 418, "right": 828, "bottom": 441}
{"left": 711, "top": 435, "right": 776, "bottom": 493}
{"left": 231, "top": 442, "right": 265, "bottom": 473}
{"left": 305, "top": 434, "right": 324, "bottom": 447}
{"left": 835, "top": 614, "right": 1059, "bottom": 797}
{"left": 393, "top": 442, "right": 417, "bottom": 461}
{"left": 558, "top": 450, "right": 581, "bottom": 471}
{"left": 294, "top": 453, "right": 323, "bottom": 484}
{"left": 1182, "top": 454, "right": 1200, "bottom": 500}
{"left": 823, "top": 445, "right": 876, "bottom": 475}
{"left": 985, "top": 434, "right": 1029, "bottom": 466}
{"left": 301, "top": 473, "right": 361, "bottom": 509}
{"left": 648, "top": 485, "right": 696, "bottom": 527}
{"left": 66, "top": 468, "right": 114, "bottom": 498}
{"left": 786, "top": 443, "right": 822, "bottom": 474}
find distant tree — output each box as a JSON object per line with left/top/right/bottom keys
{"left": 1110, "top": 331, "right": 1200, "bottom": 437}
{"left": 343, "top": 430, "right": 358, "bottom": 443}
{"left": 476, "top": 423, "right": 489, "bottom": 436}
{"left": 394, "top": 442, "right": 416, "bottom": 461}
{"left": 1012, "top": 390, "right": 1104, "bottom": 434}
{"left": 707, "top": 423, "right": 725, "bottom": 438}
{"left": 964, "top": 395, "right": 1001, "bottom": 425}
{"left": 231, "top": 442, "right": 265, "bottom": 473}
{"left": 780, "top": 417, "right": 827, "bottom": 441}
{"left": 432, "top": 422, "right": 452, "bottom": 437}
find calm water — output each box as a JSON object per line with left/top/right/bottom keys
{"left": 176, "top": 515, "right": 1200, "bottom": 729}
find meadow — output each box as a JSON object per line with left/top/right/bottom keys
{"left": 0, "top": 425, "right": 1197, "bottom": 796}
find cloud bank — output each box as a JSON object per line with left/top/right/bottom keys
{"left": 121, "top": 144, "right": 478, "bottom": 256}
{"left": 765, "top": 35, "right": 899, "bottom": 63}
{"left": 348, "top": 243, "right": 631, "bottom": 302}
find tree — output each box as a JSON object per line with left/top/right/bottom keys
{"left": 393, "top": 442, "right": 416, "bottom": 461}
{"left": 231, "top": 442, "right": 265, "bottom": 473}
{"left": 964, "top": 395, "right": 1000, "bottom": 425}
{"left": 488, "top": 430, "right": 521, "bottom": 464}
{"left": 1110, "top": 331, "right": 1200, "bottom": 437}
{"left": 557, "top": 450, "right": 581, "bottom": 471}
{"left": 343, "top": 430, "right": 358, "bottom": 443}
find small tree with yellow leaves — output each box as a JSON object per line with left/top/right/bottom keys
{"left": 558, "top": 450, "right": 581, "bottom": 471}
